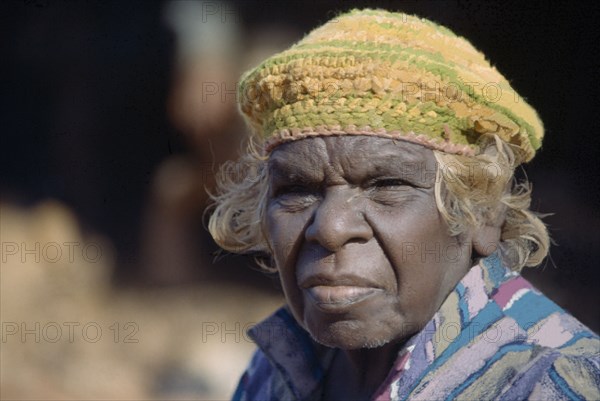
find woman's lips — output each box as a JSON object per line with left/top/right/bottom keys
{"left": 306, "top": 285, "right": 382, "bottom": 311}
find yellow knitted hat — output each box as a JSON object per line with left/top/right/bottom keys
{"left": 238, "top": 9, "right": 544, "bottom": 162}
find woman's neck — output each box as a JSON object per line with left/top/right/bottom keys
{"left": 323, "top": 341, "right": 403, "bottom": 401}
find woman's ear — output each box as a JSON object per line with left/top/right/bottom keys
{"left": 472, "top": 204, "right": 507, "bottom": 257}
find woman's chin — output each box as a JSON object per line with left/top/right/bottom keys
{"left": 307, "top": 321, "right": 394, "bottom": 350}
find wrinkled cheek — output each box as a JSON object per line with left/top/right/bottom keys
{"left": 265, "top": 210, "right": 309, "bottom": 321}
{"left": 277, "top": 268, "right": 306, "bottom": 329}
{"left": 266, "top": 209, "right": 311, "bottom": 264}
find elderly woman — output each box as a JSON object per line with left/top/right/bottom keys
{"left": 209, "top": 9, "right": 599, "bottom": 401}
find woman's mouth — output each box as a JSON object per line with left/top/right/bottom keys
{"left": 306, "top": 285, "right": 382, "bottom": 311}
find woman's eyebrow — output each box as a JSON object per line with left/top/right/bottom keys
{"left": 268, "top": 158, "right": 319, "bottom": 182}
{"left": 365, "top": 155, "right": 436, "bottom": 185}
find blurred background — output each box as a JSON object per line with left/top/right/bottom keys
{"left": 1, "top": 0, "right": 598, "bottom": 399}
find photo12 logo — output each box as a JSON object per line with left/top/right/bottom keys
{"left": 200, "top": 1, "right": 239, "bottom": 23}
{"left": 1, "top": 321, "right": 139, "bottom": 344}
{"left": 1, "top": 241, "right": 102, "bottom": 264}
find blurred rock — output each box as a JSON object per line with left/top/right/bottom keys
{"left": 1, "top": 200, "right": 284, "bottom": 399}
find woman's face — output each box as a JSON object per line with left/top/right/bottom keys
{"left": 264, "top": 135, "right": 474, "bottom": 349}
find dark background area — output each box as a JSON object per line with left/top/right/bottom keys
{"left": 1, "top": 0, "right": 599, "bottom": 331}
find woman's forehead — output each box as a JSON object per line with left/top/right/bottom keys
{"left": 268, "top": 136, "right": 437, "bottom": 182}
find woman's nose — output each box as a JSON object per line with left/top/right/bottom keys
{"left": 304, "top": 186, "right": 373, "bottom": 252}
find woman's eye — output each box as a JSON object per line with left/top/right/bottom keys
{"left": 367, "top": 178, "right": 414, "bottom": 206}
{"left": 372, "top": 178, "right": 407, "bottom": 188}
{"left": 271, "top": 185, "right": 320, "bottom": 211}
{"left": 277, "top": 185, "right": 311, "bottom": 196}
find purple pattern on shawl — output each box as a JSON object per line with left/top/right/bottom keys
{"left": 497, "top": 350, "right": 560, "bottom": 401}
{"left": 392, "top": 319, "right": 439, "bottom": 399}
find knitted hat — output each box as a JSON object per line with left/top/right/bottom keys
{"left": 238, "top": 9, "right": 544, "bottom": 162}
